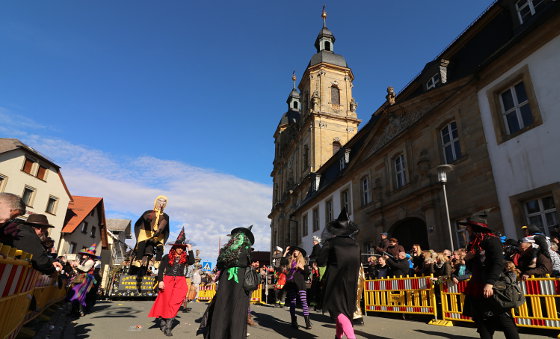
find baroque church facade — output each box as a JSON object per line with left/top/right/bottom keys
{"left": 269, "top": 10, "right": 360, "bottom": 250}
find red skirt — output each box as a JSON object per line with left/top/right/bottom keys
{"left": 148, "top": 276, "right": 188, "bottom": 319}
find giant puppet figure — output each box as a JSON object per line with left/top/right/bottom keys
{"left": 132, "top": 195, "right": 170, "bottom": 269}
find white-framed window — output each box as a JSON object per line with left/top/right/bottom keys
{"left": 516, "top": 0, "right": 544, "bottom": 23}
{"left": 22, "top": 186, "right": 36, "bottom": 207}
{"left": 312, "top": 207, "right": 320, "bottom": 232}
{"left": 499, "top": 81, "right": 534, "bottom": 135}
{"left": 441, "top": 121, "right": 462, "bottom": 163}
{"left": 0, "top": 174, "right": 6, "bottom": 192}
{"left": 45, "top": 196, "right": 58, "bottom": 215}
{"left": 69, "top": 242, "right": 77, "bottom": 254}
{"left": 325, "top": 198, "right": 333, "bottom": 223}
{"left": 394, "top": 154, "right": 408, "bottom": 189}
{"left": 361, "top": 175, "right": 370, "bottom": 206}
{"left": 426, "top": 73, "right": 441, "bottom": 90}
{"left": 302, "top": 213, "right": 308, "bottom": 237}
{"left": 341, "top": 189, "right": 351, "bottom": 215}
{"left": 524, "top": 196, "right": 558, "bottom": 236}
{"left": 81, "top": 221, "right": 88, "bottom": 234}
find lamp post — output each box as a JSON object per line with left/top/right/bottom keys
{"left": 437, "top": 164, "right": 455, "bottom": 252}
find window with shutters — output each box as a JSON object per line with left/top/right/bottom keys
{"left": 22, "top": 158, "right": 35, "bottom": 175}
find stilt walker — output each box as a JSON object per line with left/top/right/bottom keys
{"left": 148, "top": 227, "right": 194, "bottom": 336}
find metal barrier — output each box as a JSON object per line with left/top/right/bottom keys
{"left": 197, "top": 284, "right": 216, "bottom": 302}
{"left": 250, "top": 285, "right": 263, "bottom": 304}
{"left": 363, "top": 275, "right": 437, "bottom": 318}
{"left": 440, "top": 276, "right": 560, "bottom": 332}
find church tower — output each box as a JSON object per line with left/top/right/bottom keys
{"left": 270, "top": 7, "right": 360, "bottom": 250}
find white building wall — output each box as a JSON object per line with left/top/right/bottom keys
{"left": 477, "top": 36, "right": 560, "bottom": 237}
{"left": 300, "top": 183, "right": 352, "bottom": 255}
{"left": 0, "top": 151, "right": 71, "bottom": 247}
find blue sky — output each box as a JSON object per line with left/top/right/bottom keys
{"left": 0, "top": 1, "right": 493, "bottom": 262}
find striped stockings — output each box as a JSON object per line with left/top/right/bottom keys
{"left": 287, "top": 289, "right": 309, "bottom": 316}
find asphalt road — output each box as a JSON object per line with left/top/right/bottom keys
{"left": 31, "top": 299, "right": 555, "bottom": 339}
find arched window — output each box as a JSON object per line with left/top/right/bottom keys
{"left": 324, "top": 41, "right": 331, "bottom": 51}
{"left": 331, "top": 86, "right": 340, "bottom": 106}
{"left": 333, "top": 141, "right": 341, "bottom": 155}
{"left": 293, "top": 101, "right": 298, "bottom": 109}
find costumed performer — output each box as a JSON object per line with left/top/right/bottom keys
{"left": 132, "top": 195, "right": 170, "bottom": 271}
{"left": 198, "top": 225, "right": 254, "bottom": 339}
{"left": 461, "top": 218, "right": 519, "bottom": 339}
{"left": 148, "top": 227, "right": 194, "bottom": 336}
{"left": 317, "top": 208, "right": 360, "bottom": 339}
{"left": 69, "top": 243, "right": 100, "bottom": 317}
{"left": 282, "top": 245, "right": 312, "bottom": 330}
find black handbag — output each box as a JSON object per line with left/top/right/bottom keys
{"left": 243, "top": 268, "right": 260, "bottom": 292}
{"left": 492, "top": 273, "right": 526, "bottom": 309}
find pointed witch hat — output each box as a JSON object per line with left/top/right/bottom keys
{"left": 326, "top": 208, "right": 359, "bottom": 236}
{"left": 79, "top": 243, "right": 100, "bottom": 258}
{"left": 229, "top": 225, "right": 255, "bottom": 245}
{"left": 168, "top": 226, "right": 188, "bottom": 247}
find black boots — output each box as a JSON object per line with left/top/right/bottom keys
{"left": 304, "top": 315, "right": 312, "bottom": 329}
{"left": 159, "top": 318, "right": 167, "bottom": 331}
{"left": 164, "top": 317, "right": 174, "bottom": 336}
{"left": 291, "top": 314, "right": 298, "bottom": 329}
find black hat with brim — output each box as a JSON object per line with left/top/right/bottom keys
{"left": 326, "top": 208, "right": 359, "bottom": 236}
{"left": 458, "top": 218, "right": 493, "bottom": 233}
{"left": 24, "top": 214, "right": 55, "bottom": 228}
{"left": 229, "top": 225, "right": 255, "bottom": 245}
{"left": 287, "top": 246, "right": 307, "bottom": 257}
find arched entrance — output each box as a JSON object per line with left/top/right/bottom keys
{"left": 389, "top": 218, "right": 429, "bottom": 251}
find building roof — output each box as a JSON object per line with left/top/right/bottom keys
{"left": 62, "top": 196, "right": 104, "bottom": 233}
{"left": 308, "top": 50, "right": 347, "bottom": 68}
{"left": 106, "top": 218, "right": 131, "bottom": 232}
{"left": 0, "top": 138, "right": 59, "bottom": 168}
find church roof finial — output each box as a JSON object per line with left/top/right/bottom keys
{"left": 292, "top": 71, "right": 297, "bottom": 90}
{"left": 322, "top": 5, "right": 327, "bottom": 27}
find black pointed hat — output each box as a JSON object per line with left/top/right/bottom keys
{"left": 229, "top": 225, "right": 255, "bottom": 245}
{"left": 326, "top": 208, "right": 359, "bottom": 236}
{"left": 168, "top": 227, "right": 188, "bottom": 247}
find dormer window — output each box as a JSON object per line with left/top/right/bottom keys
{"left": 426, "top": 73, "right": 441, "bottom": 90}
{"left": 516, "top": 0, "right": 544, "bottom": 24}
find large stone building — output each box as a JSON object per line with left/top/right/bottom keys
{"left": 271, "top": 1, "right": 560, "bottom": 255}
{"left": 0, "top": 138, "right": 72, "bottom": 247}
{"left": 269, "top": 9, "right": 360, "bottom": 250}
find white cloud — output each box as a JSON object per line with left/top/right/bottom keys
{"left": 1, "top": 111, "right": 272, "bottom": 264}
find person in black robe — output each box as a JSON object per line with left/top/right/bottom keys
{"left": 198, "top": 225, "right": 254, "bottom": 339}
{"left": 317, "top": 208, "right": 360, "bottom": 339}
{"left": 461, "top": 218, "right": 519, "bottom": 339}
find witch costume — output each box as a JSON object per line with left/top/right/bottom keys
{"left": 69, "top": 243, "right": 99, "bottom": 317}
{"left": 282, "top": 245, "right": 312, "bottom": 329}
{"left": 148, "top": 227, "right": 194, "bottom": 336}
{"left": 132, "top": 195, "right": 170, "bottom": 270}
{"left": 317, "top": 208, "right": 360, "bottom": 339}
{"left": 198, "top": 226, "right": 254, "bottom": 339}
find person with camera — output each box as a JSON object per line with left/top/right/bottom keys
{"left": 461, "top": 218, "right": 519, "bottom": 339}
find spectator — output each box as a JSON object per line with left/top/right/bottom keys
{"left": 410, "top": 244, "right": 424, "bottom": 274}
{"left": 375, "top": 256, "right": 389, "bottom": 278}
{"left": 0, "top": 192, "right": 26, "bottom": 244}
{"left": 309, "top": 236, "right": 321, "bottom": 263}
{"left": 385, "top": 252, "right": 409, "bottom": 278}
{"left": 365, "top": 256, "right": 378, "bottom": 280}
{"left": 192, "top": 268, "right": 202, "bottom": 300}
{"left": 433, "top": 252, "right": 452, "bottom": 279}
{"left": 385, "top": 238, "right": 405, "bottom": 258}
{"left": 518, "top": 237, "right": 552, "bottom": 279}
{"left": 420, "top": 251, "right": 436, "bottom": 276}
{"left": 451, "top": 249, "right": 470, "bottom": 283}
{"left": 12, "top": 214, "right": 62, "bottom": 275}
{"left": 374, "top": 232, "right": 389, "bottom": 254}
{"left": 272, "top": 246, "right": 283, "bottom": 270}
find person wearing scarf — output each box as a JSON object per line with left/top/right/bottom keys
{"left": 69, "top": 244, "right": 99, "bottom": 317}
{"left": 148, "top": 228, "right": 194, "bottom": 336}
{"left": 198, "top": 226, "right": 254, "bottom": 339}
{"left": 461, "top": 218, "right": 519, "bottom": 339}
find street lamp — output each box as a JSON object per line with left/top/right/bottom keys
{"left": 437, "top": 164, "right": 455, "bottom": 252}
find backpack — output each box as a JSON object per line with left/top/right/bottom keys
{"left": 492, "top": 273, "right": 526, "bottom": 309}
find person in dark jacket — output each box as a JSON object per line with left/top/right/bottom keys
{"left": 198, "top": 225, "right": 254, "bottom": 339}
{"left": 461, "top": 218, "right": 519, "bottom": 339}
{"left": 148, "top": 227, "right": 194, "bottom": 336}
{"left": 318, "top": 209, "right": 360, "bottom": 339}
{"left": 385, "top": 252, "right": 410, "bottom": 277}
{"left": 375, "top": 256, "right": 389, "bottom": 278}
{"left": 0, "top": 193, "right": 26, "bottom": 244}
{"left": 11, "top": 214, "right": 62, "bottom": 275}
{"left": 309, "top": 236, "right": 321, "bottom": 263}
{"left": 384, "top": 238, "right": 405, "bottom": 258}
{"left": 518, "top": 237, "right": 552, "bottom": 279}
{"left": 374, "top": 232, "right": 389, "bottom": 254}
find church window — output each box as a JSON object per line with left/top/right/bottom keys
{"left": 293, "top": 101, "right": 298, "bottom": 109}
{"left": 331, "top": 86, "right": 340, "bottom": 106}
{"left": 333, "top": 141, "right": 341, "bottom": 155}
{"left": 324, "top": 41, "right": 331, "bottom": 51}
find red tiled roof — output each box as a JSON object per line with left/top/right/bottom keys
{"left": 62, "top": 196, "right": 103, "bottom": 233}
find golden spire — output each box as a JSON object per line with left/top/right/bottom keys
{"left": 322, "top": 5, "right": 327, "bottom": 27}
{"left": 292, "top": 71, "right": 297, "bottom": 89}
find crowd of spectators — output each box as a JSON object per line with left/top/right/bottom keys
{"left": 364, "top": 225, "right": 560, "bottom": 283}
